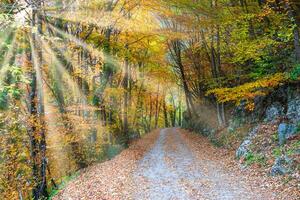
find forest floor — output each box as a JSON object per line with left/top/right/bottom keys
{"left": 54, "top": 128, "right": 299, "bottom": 200}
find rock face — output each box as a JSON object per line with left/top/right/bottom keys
{"left": 270, "top": 155, "right": 294, "bottom": 176}
{"left": 287, "top": 97, "right": 300, "bottom": 124}
{"left": 232, "top": 87, "right": 300, "bottom": 176}
{"left": 278, "top": 123, "right": 297, "bottom": 145}
{"left": 278, "top": 124, "right": 286, "bottom": 146}
{"left": 270, "top": 157, "right": 288, "bottom": 176}
{"left": 236, "top": 126, "right": 260, "bottom": 159}
{"left": 248, "top": 126, "right": 260, "bottom": 138}
{"left": 231, "top": 97, "right": 263, "bottom": 125}
{"left": 264, "top": 102, "right": 284, "bottom": 122}
{"left": 236, "top": 139, "right": 251, "bottom": 159}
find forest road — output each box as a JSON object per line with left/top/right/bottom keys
{"left": 133, "top": 128, "right": 272, "bottom": 200}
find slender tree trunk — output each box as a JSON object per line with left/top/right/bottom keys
{"left": 155, "top": 99, "right": 162, "bottom": 129}
{"left": 169, "top": 40, "right": 196, "bottom": 118}
{"left": 163, "top": 99, "right": 169, "bottom": 127}
{"left": 285, "top": 1, "right": 300, "bottom": 62}
{"left": 123, "top": 46, "right": 130, "bottom": 145}
{"left": 132, "top": 79, "right": 144, "bottom": 128}
{"left": 178, "top": 59, "right": 196, "bottom": 117}
{"left": 30, "top": 2, "right": 48, "bottom": 199}
{"left": 210, "top": 1, "right": 226, "bottom": 127}
{"left": 221, "top": 103, "right": 226, "bottom": 125}
{"left": 171, "top": 96, "right": 177, "bottom": 126}
{"left": 149, "top": 94, "right": 153, "bottom": 131}
{"left": 154, "top": 84, "right": 160, "bottom": 128}
{"left": 178, "top": 99, "right": 182, "bottom": 126}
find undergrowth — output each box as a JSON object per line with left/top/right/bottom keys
{"left": 48, "top": 172, "right": 80, "bottom": 199}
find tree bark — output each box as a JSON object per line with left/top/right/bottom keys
{"left": 154, "top": 84, "right": 160, "bottom": 128}
{"left": 285, "top": 1, "right": 300, "bottom": 62}
{"left": 123, "top": 45, "right": 130, "bottom": 146}
{"left": 168, "top": 40, "right": 197, "bottom": 118}
{"left": 29, "top": 2, "right": 48, "bottom": 199}
{"left": 163, "top": 99, "right": 169, "bottom": 127}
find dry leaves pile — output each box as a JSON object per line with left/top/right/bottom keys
{"left": 54, "top": 129, "right": 160, "bottom": 200}
{"left": 180, "top": 129, "right": 300, "bottom": 200}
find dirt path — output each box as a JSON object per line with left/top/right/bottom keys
{"left": 56, "top": 128, "right": 292, "bottom": 200}
{"left": 133, "top": 128, "right": 273, "bottom": 200}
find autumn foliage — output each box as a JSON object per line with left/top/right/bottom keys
{"left": 0, "top": 0, "right": 300, "bottom": 199}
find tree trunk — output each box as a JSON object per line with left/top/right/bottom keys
{"left": 30, "top": 2, "right": 48, "bottom": 199}
{"left": 210, "top": 2, "right": 226, "bottom": 127}
{"left": 154, "top": 84, "right": 160, "bottom": 128}
{"left": 163, "top": 99, "right": 169, "bottom": 127}
{"left": 149, "top": 94, "right": 153, "bottom": 131}
{"left": 285, "top": 1, "right": 300, "bottom": 62}
{"left": 168, "top": 40, "right": 197, "bottom": 118}
{"left": 123, "top": 47, "right": 130, "bottom": 146}
{"left": 178, "top": 99, "right": 182, "bottom": 126}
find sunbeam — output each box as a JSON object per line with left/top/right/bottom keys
{"left": 0, "top": 34, "right": 17, "bottom": 85}
{"left": 40, "top": 37, "right": 88, "bottom": 106}
{"left": 47, "top": 23, "right": 122, "bottom": 69}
